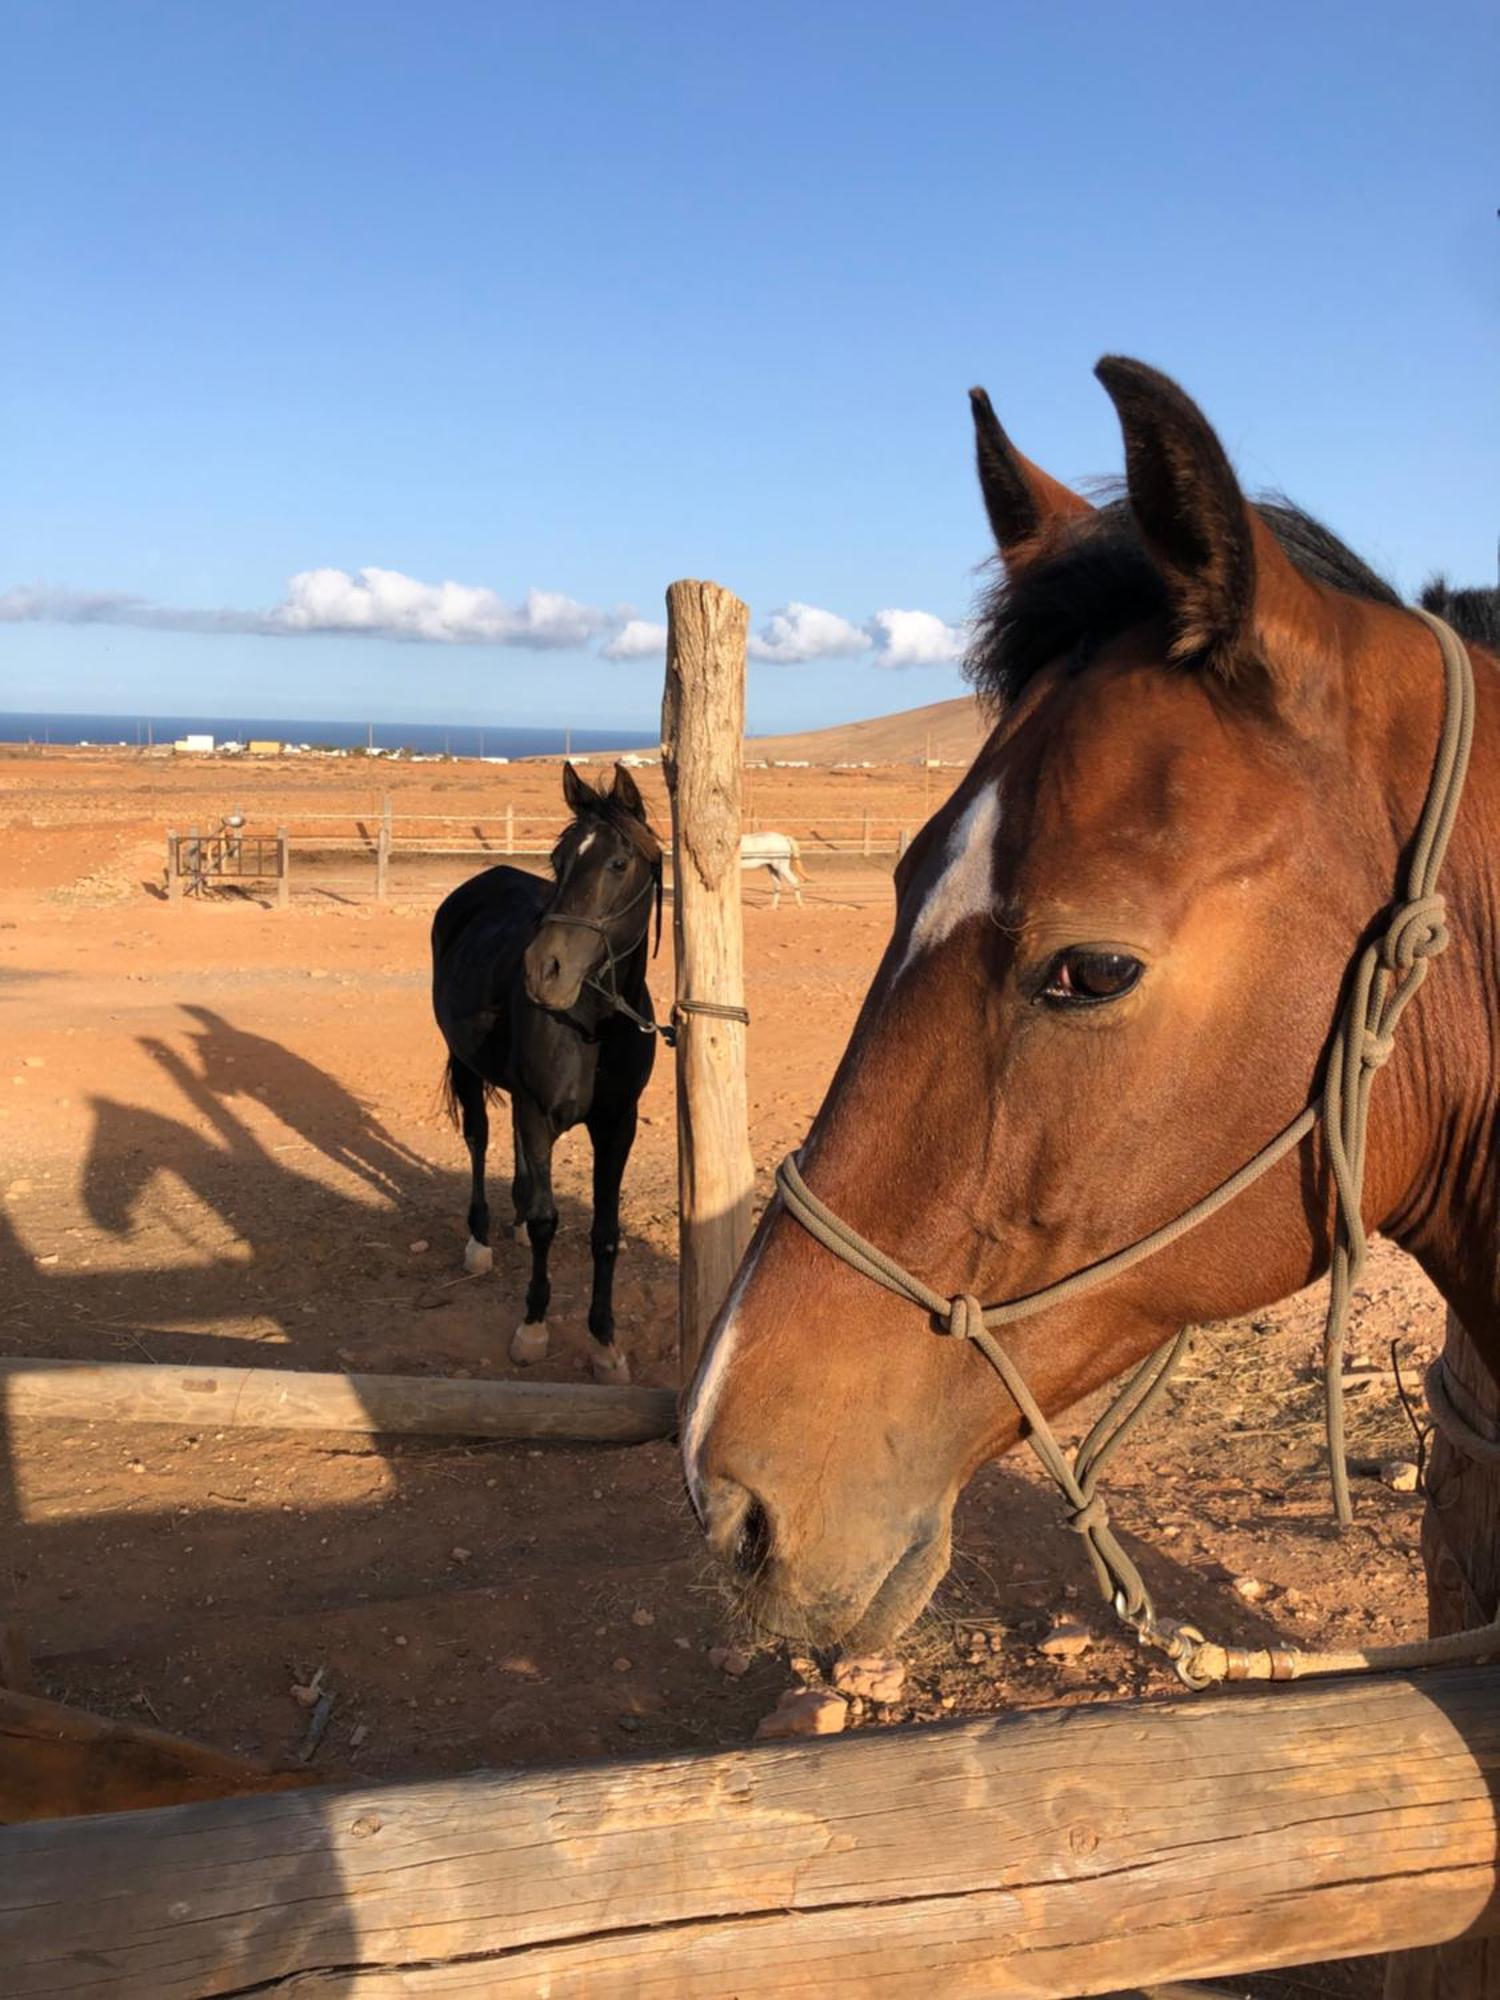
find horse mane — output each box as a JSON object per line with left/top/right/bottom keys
{"left": 563, "top": 785, "right": 663, "bottom": 865}
{"left": 966, "top": 493, "right": 1405, "bottom": 709}
{"left": 1420, "top": 574, "right": 1500, "bottom": 650}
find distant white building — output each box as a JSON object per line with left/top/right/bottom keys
{"left": 174, "top": 734, "right": 214, "bottom": 754}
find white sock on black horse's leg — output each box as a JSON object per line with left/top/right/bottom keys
{"left": 510, "top": 1321, "right": 549, "bottom": 1364}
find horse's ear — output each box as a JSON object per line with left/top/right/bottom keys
{"left": 1094, "top": 357, "right": 1338, "bottom": 693}
{"left": 562, "top": 761, "right": 595, "bottom": 815}
{"left": 1094, "top": 358, "right": 1254, "bottom": 673}
{"left": 969, "top": 387, "right": 1093, "bottom": 568}
{"left": 609, "top": 763, "right": 645, "bottom": 819}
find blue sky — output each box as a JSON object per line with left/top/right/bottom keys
{"left": 2, "top": 0, "right": 1495, "bottom": 733}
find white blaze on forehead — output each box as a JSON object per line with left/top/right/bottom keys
{"left": 896, "top": 783, "right": 1001, "bottom": 979}
{"left": 577, "top": 831, "right": 597, "bottom": 854}
{"left": 679, "top": 1237, "right": 763, "bottom": 1513}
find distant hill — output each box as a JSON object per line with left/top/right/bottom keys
{"left": 747, "top": 695, "right": 984, "bottom": 767}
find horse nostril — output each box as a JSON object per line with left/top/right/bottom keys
{"left": 732, "top": 1498, "right": 772, "bottom": 1579}
{"left": 545, "top": 956, "right": 561, "bottom": 983}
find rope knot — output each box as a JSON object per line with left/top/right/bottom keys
{"left": 944, "top": 1293, "right": 986, "bottom": 1343}
{"left": 1068, "top": 1495, "right": 1109, "bottom": 1537}
{"left": 1359, "top": 1028, "right": 1397, "bottom": 1070}
{"left": 1380, "top": 894, "right": 1449, "bottom": 972}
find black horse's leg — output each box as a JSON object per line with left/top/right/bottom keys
{"left": 510, "top": 1094, "right": 557, "bottom": 1365}
{"left": 450, "top": 1061, "right": 493, "bottom": 1275}
{"left": 584, "top": 1095, "right": 637, "bottom": 1383}
{"left": 508, "top": 1100, "right": 532, "bottom": 1243}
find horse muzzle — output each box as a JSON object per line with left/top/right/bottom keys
{"left": 697, "top": 1470, "right": 953, "bottom": 1650}
{"left": 523, "top": 924, "right": 593, "bottom": 1013}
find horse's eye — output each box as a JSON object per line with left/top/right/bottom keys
{"left": 1041, "top": 950, "right": 1143, "bottom": 1007}
{"left": 608, "top": 856, "right": 629, "bottom": 874}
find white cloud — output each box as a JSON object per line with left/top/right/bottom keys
{"left": 600, "top": 618, "right": 669, "bottom": 661}
{"left": 0, "top": 583, "right": 263, "bottom": 635}
{"left": 866, "top": 607, "right": 968, "bottom": 668}
{"left": 747, "top": 602, "right": 873, "bottom": 664}
{"left": 740, "top": 601, "right": 967, "bottom": 668}
{"left": 1, "top": 573, "right": 969, "bottom": 669}
{"left": 267, "top": 569, "right": 606, "bottom": 647}
{"left": 0, "top": 571, "right": 608, "bottom": 648}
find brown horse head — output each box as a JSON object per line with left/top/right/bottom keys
{"left": 683, "top": 358, "right": 1498, "bottom": 1652}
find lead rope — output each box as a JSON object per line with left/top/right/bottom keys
{"left": 566, "top": 861, "right": 752, "bottom": 1046}
{"left": 775, "top": 609, "right": 1483, "bottom": 1687}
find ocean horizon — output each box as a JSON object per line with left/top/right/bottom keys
{"left": 0, "top": 710, "right": 659, "bottom": 759}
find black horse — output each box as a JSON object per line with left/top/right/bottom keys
{"left": 432, "top": 762, "right": 663, "bottom": 1381}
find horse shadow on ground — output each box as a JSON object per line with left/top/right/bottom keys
{"left": 0, "top": 1002, "right": 705, "bottom": 1984}
{"left": 0, "top": 1001, "right": 682, "bottom": 1641}
{"left": 8, "top": 998, "right": 660, "bottom": 1376}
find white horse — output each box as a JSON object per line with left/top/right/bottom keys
{"left": 740, "top": 831, "right": 807, "bottom": 908}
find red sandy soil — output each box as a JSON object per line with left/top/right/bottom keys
{"left": 0, "top": 748, "right": 1444, "bottom": 1994}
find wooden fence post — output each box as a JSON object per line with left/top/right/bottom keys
{"left": 1384, "top": 1308, "right": 1500, "bottom": 2000}
{"left": 862, "top": 809, "right": 871, "bottom": 856}
{"left": 661, "top": 579, "right": 755, "bottom": 1386}
{"left": 505, "top": 802, "right": 515, "bottom": 855}
{"left": 165, "top": 831, "right": 181, "bottom": 902}
{"left": 277, "top": 827, "right": 290, "bottom": 909}
{"left": 376, "top": 794, "right": 391, "bottom": 901}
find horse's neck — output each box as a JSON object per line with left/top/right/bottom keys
{"left": 619, "top": 933, "right": 652, "bottom": 1003}
{"left": 1404, "top": 640, "right": 1500, "bottom": 1336}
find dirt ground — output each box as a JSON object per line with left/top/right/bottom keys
{"left": 0, "top": 748, "right": 1447, "bottom": 1994}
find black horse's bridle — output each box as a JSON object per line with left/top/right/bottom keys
{"left": 540, "top": 839, "right": 674, "bottom": 1043}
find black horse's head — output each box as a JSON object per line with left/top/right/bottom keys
{"left": 524, "top": 761, "right": 662, "bottom": 1013}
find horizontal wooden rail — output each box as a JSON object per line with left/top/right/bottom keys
{"left": 0, "top": 1690, "right": 308, "bottom": 1825}
{"left": 0, "top": 1359, "right": 676, "bottom": 1443}
{"left": 286, "top": 838, "right": 549, "bottom": 853}
{"left": 201, "top": 812, "right": 914, "bottom": 828}
{"left": 3, "top": 1669, "right": 1499, "bottom": 1995}
{"left": 280, "top": 813, "right": 569, "bottom": 826}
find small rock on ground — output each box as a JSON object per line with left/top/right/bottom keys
{"left": 1382, "top": 1458, "right": 1420, "bottom": 1493}
{"left": 1038, "top": 1617, "right": 1091, "bottom": 1661}
{"left": 755, "top": 1689, "right": 849, "bottom": 1740}
{"left": 832, "top": 1655, "right": 907, "bottom": 1703}
{"left": 708, "top": 1645, "right": 753, "bottom": 1678}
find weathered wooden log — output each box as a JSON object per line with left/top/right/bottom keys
{"left": 4, "top": 1669, "right": 1499, "bottom": 1996}
{"left": 1384, "top": 1311, "right": 1500, "bottom": 2000}
{"left": 0, "top": 1358, "right": 677, "bottom": 1442}
{"left": 0, "top": 1689, "right": 308, "bottom": 1825}
{"left": 661, "top": 577, "right": 755, "bottom": 1384}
